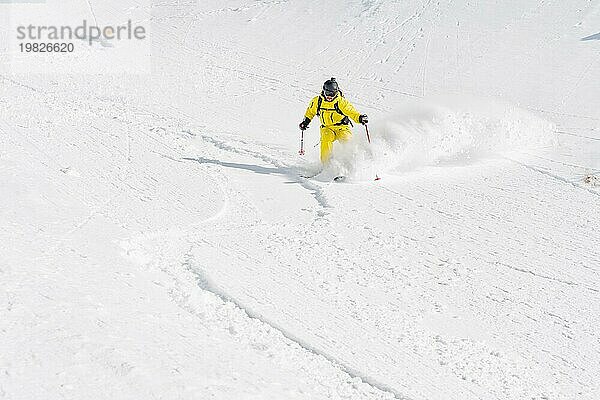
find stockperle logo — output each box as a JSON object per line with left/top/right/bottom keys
{"left": 16, "top": 20, "right": 147, "bottom": 45}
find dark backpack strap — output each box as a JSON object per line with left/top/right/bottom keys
{"left": 333, "top": 100, "right": 353, "bottom": 126}
{"left": 316, "top": 96, "right": 323, "bottom": 116}
{"left": 333, "top": 102, "right": 345, "bottom": 117}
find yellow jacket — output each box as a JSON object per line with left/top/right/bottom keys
{"left": 304, "top": 94, "right": 361, "bottom": 128}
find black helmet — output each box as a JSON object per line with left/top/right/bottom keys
{"left": 323, "top": 77, "right": 339, "bottom": 98}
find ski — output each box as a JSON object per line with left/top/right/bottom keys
{"left": 301, "top": 174, "right": 380, "bottom": 183}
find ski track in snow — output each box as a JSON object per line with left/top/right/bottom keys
{"left": 185, "top": 132, "right": 333, "bottom": 211}
{"left": 186, "top": 254, "right": 408, "bottom": 400}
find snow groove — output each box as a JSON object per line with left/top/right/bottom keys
{"left": 185, "top": 255, "right": 411, "bottom": 400}
{"left": 505, "top": 157, "right": 600, "bottom": 198}
{"left": 492, "top": 261, "right": 599, "bottom": 293}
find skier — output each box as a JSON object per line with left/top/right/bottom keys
{"left": 299, "top": 78, "right": 368, "bottom": 164}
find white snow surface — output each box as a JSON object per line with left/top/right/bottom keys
{"left": 1, "top": 1, "right": 600, "bottom": 399}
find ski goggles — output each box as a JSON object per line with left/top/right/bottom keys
{"left": 324, "top": 90, "right": 338, "bottom": 98}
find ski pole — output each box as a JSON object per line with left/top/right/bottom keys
{"left": 299, "top": 129, "right": 305, "bottom": 155}
{"left": 364, "top": 124, "right": 381, "bottom": 181}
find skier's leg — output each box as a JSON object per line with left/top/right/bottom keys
{"left": 334, "top": 125, "right": 353, "bottom": 142}
{"left": 329, "top": 126, "right": 353, "bottom": 181}
{"left": 320, "top": 127, "right": 335, "bottom": 163}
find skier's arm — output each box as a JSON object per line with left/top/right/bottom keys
{"left": 338, "top": 98, "right": 362, "bottom": 124}
{"left": 304, "top": 96, "right": 320, "bottom": 120}
{"left": 299, "top": 96, "right": 319, "bottom": 130}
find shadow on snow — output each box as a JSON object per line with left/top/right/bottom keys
{"left": 182, "top": 156, "right": 331, "bottom": 210}
{"left": 581, "top": 32, "right": 600, "bottom": 41}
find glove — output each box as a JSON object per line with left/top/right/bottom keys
{"left": 299, "top": 117, "right": 310, "bottom": 131}
{"left": 359, "top": 114, "right": 369, "bottom": 125}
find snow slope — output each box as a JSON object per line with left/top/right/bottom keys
{"left": 1, "top": 1, "right": 599, "bottom": 399}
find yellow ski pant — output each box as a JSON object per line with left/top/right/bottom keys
{"left": 320, "top": 125, "right": 352, "bottom": 163}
